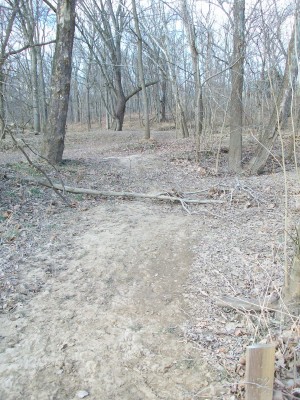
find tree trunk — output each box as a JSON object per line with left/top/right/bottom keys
{"left": 228, "top": 0, "right": 245, "bottom": 173}
{"left": 180, "top": 0, "right": 203, "bottom": 157}
{"left": 86, "top": 85, "right": 91, "bottom": 130}
{"left": 42, "top": 0, "right": 76, "bottom": 164}
{"left": 248, "top": 7, "right": 300, "bottom": 175}
{"left": 37, "top": 46, "right": 48, "bottom": 132}
{"left": 115, "top": 93, "right": 126, "bottom": 131}
{"left": 0, "top": 66, "right": 6, "bottom": 139}
{"left": 159, "top": 78, "right": 167, "bottom": 122}
{"left": 18, "top": 0, "right": 43, "bottom": 134}
{"left": 105, "top": 85, "right": 111, "bottom": 129}
{"left": 0, "top": 1, "right": 19, "bottom": 139}
{"left": 76, "top": 81, "right": 81, "bottom": 123}
{"left": 86, "top": 55, "right": 92, "bottom": 130}
{"left": 132, "top": 0, "right": 150, "bottom": 139}
{"left": 30, "top": 46, "right": 41, "bottom": 134}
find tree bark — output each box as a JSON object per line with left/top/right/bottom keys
{"left": 159, "top": 78, "right": 167, "bottom": 122}
{"left": 115, "top": 92, "right": 126, "bottom": 131}
{"left": 42, "top": 0, "right": 76, "bottom": 163}
{"left": 228, "top": 0, "right": 245, "bottom": 173}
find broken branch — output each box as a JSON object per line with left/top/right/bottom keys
{"left": 16, "top": 176, "right": 224, "bottom": 205}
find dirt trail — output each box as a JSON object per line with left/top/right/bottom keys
{"left": 0, "top": 201, "right": 215, "bottom": 400}
{"left": 2, "top": 127, "right": 298, "bottom": 399}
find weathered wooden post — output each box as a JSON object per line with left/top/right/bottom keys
{"left": 245, "top": 343, "right": 275, "bottom": 400}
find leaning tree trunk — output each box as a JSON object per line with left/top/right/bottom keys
{"left": 42, "top": 0, "right": 76, "bottom": 164}
{"left": 248, "top": 8, "right": 300, "bottom": 175}
{"left": 228, "top": 0, "right": 245, "bottom": 173}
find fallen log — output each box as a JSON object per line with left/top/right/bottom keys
{"left": 17, "top": 175, "right": 224, "bottom": 205}
{"left": 216, "top": 295, "right": 297, "bottom": 317}
{"left": 216, "top": 295, "right": 278, "bottom": 312}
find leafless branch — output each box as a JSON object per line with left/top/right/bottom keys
{"left": 8, "top": 128, "right": 72, "bottom": 207}
{"left": 3, "top": 39, "right": 56, "bottom": 60}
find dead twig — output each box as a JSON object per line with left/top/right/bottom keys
{"left": 8, "top": 129, "right": 72, "bottom": 207}
{"left": 19, "top": 137, "right": 67, "bottom": 195}
{"left": 229, "top": 178, "right": 267, "bottom": 206}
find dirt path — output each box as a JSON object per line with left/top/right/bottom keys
{"left": 2, "top": 128, "right": 296, "bottom": 399}
{"left": 0, "top": 200, "right": 216, "bottom": 400}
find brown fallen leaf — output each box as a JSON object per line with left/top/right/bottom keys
{"left": 2, "top": 210, "right": 12, "bottom": 219}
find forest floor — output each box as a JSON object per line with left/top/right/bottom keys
{"left": 0, "top": 125, "right": 300, "bottom": 400}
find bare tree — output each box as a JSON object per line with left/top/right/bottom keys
{"left": 19, "top": 0, "right": 44, "bottom": 134}
{"left": 0, "top": 0, "right": 19, "bottom": 138}
{"left": 144, "top": 3, "right": 190, "bottom": 138}
{"left": 78, "top": 0, "right": 158, "bottom": 131}
{"left": 131, "top": 0, "right": 150, "bottom": 139}
{"left": 248, "top": 3, "right": 300, "bottom": 174}
{"left": 180, "top": 0, "right": 203, "bottom": 159}
{"left": 228, "top": 0, "right": 245, "bottom": 172}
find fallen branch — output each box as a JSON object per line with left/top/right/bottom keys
{"left": 216, "top": 295, "right": 295, "bottom": 317}
{"left": 216, "top": 295, "right": 270, "bottom": 312}
{"left": 18, "top": 176, "right": 224, "bottom": 205}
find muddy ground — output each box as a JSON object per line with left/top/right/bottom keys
{"left": 0, "top": 127, "right": 299, "bottom": 399}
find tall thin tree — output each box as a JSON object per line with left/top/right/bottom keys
{"left": 131, "top": 0, "right": 150, "bottom": 139}
{"left": 0, "top": 0, "right": 19, "bottom": 139}
{"left": 180, "top": 0, "right": 203, "bottom": 160}
{"left": 229, "top": 0, "right": 245, "bottom": 172}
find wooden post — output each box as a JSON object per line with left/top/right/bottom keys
{"left": 245, "top": 343, "right": 275, "bottom": 400}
